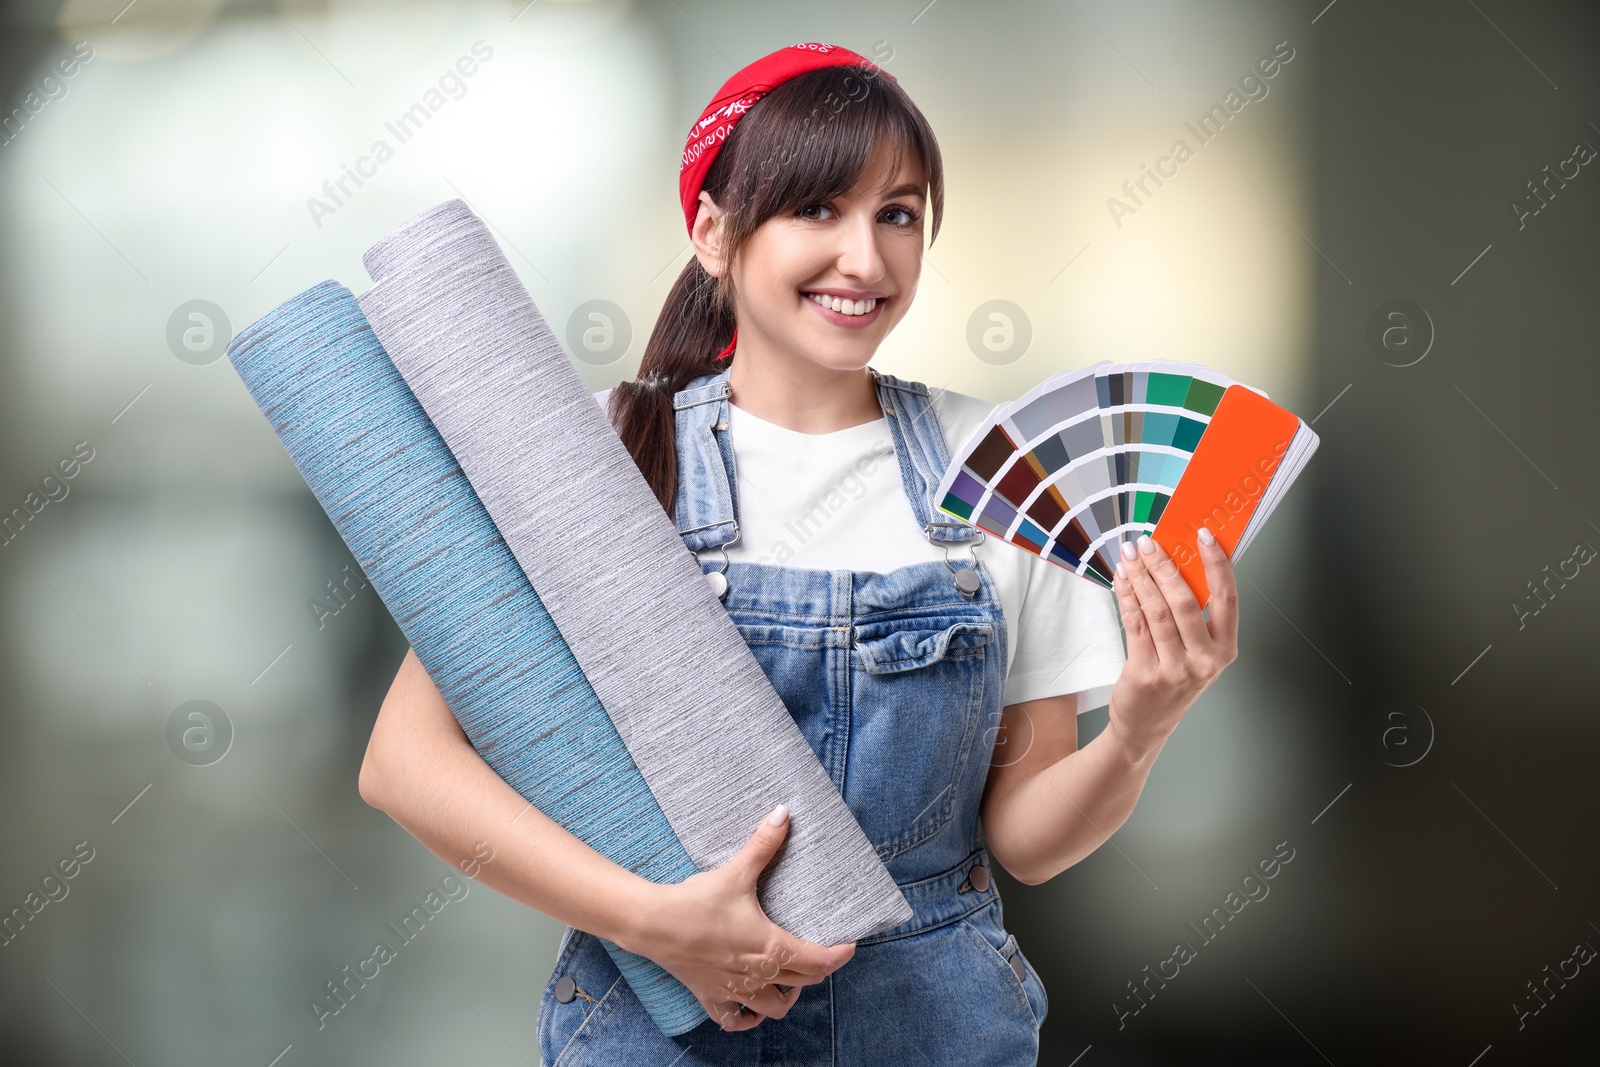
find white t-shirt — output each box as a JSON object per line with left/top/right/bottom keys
{"left": 593, "top": 385, "right": 1127, "bottom": 713}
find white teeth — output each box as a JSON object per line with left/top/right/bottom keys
{"left": 806, "top": 293, "right": 877, "bottom": 316}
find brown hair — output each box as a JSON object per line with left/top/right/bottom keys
{"left": 609, "top": 63, "right": 945, "bottom": 513}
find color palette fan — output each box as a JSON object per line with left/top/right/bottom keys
{"left": 934, "top": 360, "right": 1319, "bottom": 607}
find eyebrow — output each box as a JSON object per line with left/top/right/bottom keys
{"left": 878, "top": 182, "right": 926, "bottom": 200}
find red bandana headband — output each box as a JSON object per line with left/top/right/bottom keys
{"left": 678, "top": 42, "right": 894, "bottom": 360}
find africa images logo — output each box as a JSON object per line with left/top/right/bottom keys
{"left": 1105, "top": 40, "right": 1297, "bottom": 228}
{"left": 305, "top": 41, "right": 494, "bottom": 229}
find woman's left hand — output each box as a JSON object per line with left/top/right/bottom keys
{"left": 1105, "top": 528, "right": 1239, "bottom": 759}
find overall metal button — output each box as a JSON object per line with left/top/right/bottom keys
{"left": 1008, "top": 954, "right": 1026, "bottom": 983}
{"left": 553, "top": 975, "right": 577, "bottom": 1003}
{"left": 969, "top": 864, "right": 990, "bottom": 892}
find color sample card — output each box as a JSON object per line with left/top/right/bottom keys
{"left": 935, "top": 360, "right": 1318, "bottom": 608}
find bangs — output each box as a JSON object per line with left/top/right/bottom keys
{"left": 704, "top": 64, "right": 944, "bottom": 246}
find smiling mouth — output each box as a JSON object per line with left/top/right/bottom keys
{"left": 803, "top": 291, "right": 881, "bottom": 316}
{"left": 802, "top": 291, "right": 886, "bottom": 326}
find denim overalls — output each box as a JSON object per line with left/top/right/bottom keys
{"left": 537, "top": 367, "right": 1048, "bottom": 1066}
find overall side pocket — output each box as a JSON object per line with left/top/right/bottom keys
{"left": 956, "top": 902, "right": 1048, "bottom": 1030}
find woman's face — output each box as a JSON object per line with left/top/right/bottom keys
{"left": 708, "top": 137, "right": 928, "bottom": 375}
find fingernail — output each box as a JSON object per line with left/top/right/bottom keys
{"left": 1115, "top": 560, "right": 1126, "bottom": 580}
{"left": 767, "top": 804, "right": 788, "bottom": 826}
{"left": 1120, "top": 540, "right": 1137, "bottom": 561}
{"left": 1197, "top": 526, "right": 1215, "bottom": 546}
{"left": 1138, "top": 534, "right": 1155, "bottom": 555}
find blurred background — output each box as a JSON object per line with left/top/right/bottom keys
{"left": 1, "top": 0, "right": 1596, "bottom": 1062}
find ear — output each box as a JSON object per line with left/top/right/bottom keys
{"left": 690, "top": 191, "right": 728, "bottom": 278}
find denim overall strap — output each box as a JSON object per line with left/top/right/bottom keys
{"left": 671, "top": 367, "right": 978, "bottom": 552}
{"left": 671, "top": 372, "right": 740, "bottom": 554}
{"left": 865, "top": 367, "right": 978, "bottom": 546}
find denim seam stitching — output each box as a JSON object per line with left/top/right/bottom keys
{"left": 853, "top": 896, "right": 994, "bottom": 945}
{"left": 874, "top": 643, "right": 986, "bottom": 859}
{"left": 855, "top": 645, "right": 987, "bottom": 671}
{"left": 550, "top": 969, "right": 627, "bottom": 1067}
{"left": 538, "top": 928, "right": 586, "bottom": 1059}
{"left": 727, "top": 601, "right": 991, "bottom": 624}
{"left": 827, "top": 971, "right": 838, "bottom": 1066}
{"left": 736, "top": 643, "right": 985, "bottom": 659}
{"left": 954, "top": 916, "right": 1039, "bottom": 1027}
{"left": 895, "top": 847, "right": 989, "bottom": 890}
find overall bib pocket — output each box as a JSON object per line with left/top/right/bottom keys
{"left": 848, "top": 616, "right": 992, "bottom": 860}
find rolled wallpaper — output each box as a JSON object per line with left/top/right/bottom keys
{"left": 225, "top": 281, "right": 708, "bottom": 1035}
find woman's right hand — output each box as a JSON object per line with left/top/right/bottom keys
{"left": 625, "top": 805, "right": 857, "bottom": 1031}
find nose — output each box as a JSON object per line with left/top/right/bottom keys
{"left": 834, "top": 207, "right": 886, "bottom": 285}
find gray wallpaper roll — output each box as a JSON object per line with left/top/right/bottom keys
{"left": 356, "top": 200, "right": 911, "bottom": 945}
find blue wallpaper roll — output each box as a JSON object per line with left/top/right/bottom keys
{"left": 225, "top": 281, "right": 709, "bottom": 1036}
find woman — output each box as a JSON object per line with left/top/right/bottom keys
{"left": 359, "top": 42, "right": 1239, "bottom": 1065}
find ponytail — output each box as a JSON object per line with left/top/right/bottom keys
{"left": 608, "top": 254, "right": 735, "bottom": 513}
